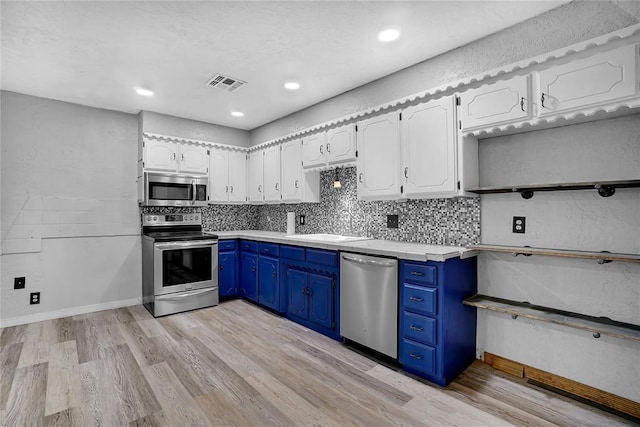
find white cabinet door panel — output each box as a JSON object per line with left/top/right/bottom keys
{"left": 247, "top": 150, "right": 264, "bottom": 204}
{"left": 209, "top": 148, "right": 229, "bottom": 202}
{"left": 178, "top": 145, "right": 209, "bottom": 174}
{"left": 302, "top": 133, "right": 326, "bottom": 168}
{"left": 356, "top": 112, "right": 401, "bottom": 201}
{"left": 263, "top": 145, "right": 281, "bottom": 202}
{"left": 281, "top": 140, "right": 303, "bottom": 202}
{"left": 144, "top": 140, "right": 177, "bottom": 172}
{"left": 228, "top": 151, "right": 247, "bottom": 203}
{"left": 326, "top": 124, "right": 357, "bottom": 165}
{"left": 460, "top": 75, "right": 531, "bottom": 131}
{"left": 537, "top": 44, "right": 638, "bottom": 117}
{"left": 402, "top": 98, "right": 458, "bottom": 198}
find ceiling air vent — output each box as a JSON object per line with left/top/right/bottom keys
{"left": 205, "top": 73, "right": 247, "bottom": 92}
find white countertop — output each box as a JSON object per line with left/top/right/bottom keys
{"left": 209, "top": 230, "right": 476, "bottom": 262}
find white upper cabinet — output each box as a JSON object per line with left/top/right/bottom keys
{"left": 536, "top": 44, "right": 639, "bottom": 117}
{"left": 143, "top": 139, "right": 208, "bottom": 174}
{"left": 460, "top": 75, "right": 532, "bottom": 131}
{"left": 301, "top": 132, "right": 327, "bottom": 168}
{"left": 401, "top": 97, "right": 458, "bottom": 198}
{"left": 227, "top": 151, "right": 247, "bottom": 203}
{"left": 209, "top": 148, "right": 246, "bottom": 204}
{"left": 326, "top": 123, "right": 357, "bottom": 165}
{"left": 281, "top": 140, "right": 304, "bottom": 202}
{"left": 247, "top": 150, "right": 264, "bottom": 204}
{"left": 356, "top": 111, "right": 401, "bottom": 201}
{"left": 263, "top": 145, "right": 281, "bottom": 203}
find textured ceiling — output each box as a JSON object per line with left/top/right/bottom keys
{"left": 1, "top": 1, "right": 568, "bottom": 130}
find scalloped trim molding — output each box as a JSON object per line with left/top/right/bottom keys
{"left": 249, "top": 23, "right": 640, "bottom": 151}
{"left": 143, "top": 132, "right": 249, "bottom": 152}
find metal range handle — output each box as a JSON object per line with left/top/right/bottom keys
{"left": 155, "top": 287, "right": 217, "bottom": 301}
{"left": 155, "top": 240, "right": 218, "bottom": 249}
{"left": 341, "top": 255, "right": 395, "bottom": 268}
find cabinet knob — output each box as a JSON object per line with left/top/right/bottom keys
{"left": 520, "top": 97, "right": 525, "bottom": 112}
{"left": 258, "top": 185, "right": 262, "bottom": 193}
{"left": 326, "top": 143, "right": 331, "bottom": 153}
{"left": 275, "top": 183, "right": 279, "bottom": 191}
{"left": 541, "top": 93, "right": 546, "bottom": 108}
{"left": 272, "top": 272, "right": 277, "bottom": 280}
{"left": 319, "top": 145, "right": 324, "bottom": 154}
{"left": 181, "top": 153, "right": 185, "bottom": 162}
{"left": 172, "top": 153, "right": 176, "bottom": 161}
{"left": 220, "top": 264, "right": 224, "bottom": 270}
{"left": 359, "top": 173, "right": 363, "bottom": 183}
{"left": 295, "top": 180, "right": 299, "bottom": 189}
{"left": 230, "top": 186, "right": 234, "bottom": 193}
{"left": 226, "top": 185, "right": 229, "bottom": 193}
{"left": 404, "top": 167, "right": 408, "bottom": 179}
{"left": 251, "top": 266, "right": 256, "bottom": 272}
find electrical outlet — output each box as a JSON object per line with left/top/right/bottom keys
{"left": 512, "top": 216, "right": 526, "bottom": 234}
{"left": 299, "top": 215, "right": 306, "bottom": 225}
{"left": 14, "top": 277, "right": 25, "bottom": 289}
{"left": 30, "top": 292, "right": 40, "bottom": 305}
{"left": 387, "top": 214, "right": 399, "bottom": 229}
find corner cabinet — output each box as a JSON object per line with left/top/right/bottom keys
{"left": 356, "top": 111, "right": 402, "bottom": 201}
{"left": 399, "top": 257, "right": 478, "bottom": 386}
{"left": 209, "top": 148, "right": 247, "bottom": 203}
{"left": 401, "top": 97, "right": 459, "bottom": 198}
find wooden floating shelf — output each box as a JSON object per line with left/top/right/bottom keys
{"left": 464, "top": 294, "right": 640, "bottom": 343}
{"left": 469, "top": 244, "right": 640, "bottom": 264}
{"left": 466, "top": 179, "right": 640, "bottom": 199}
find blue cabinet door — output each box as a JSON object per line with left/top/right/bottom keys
{"left": 218, "top": 251, "right": 237, "bottom": 297}
{"left": 308, "top": 273, "right": 333, "bottom": 330}
{"left": 258, "top": 256, "right": 279, "bottom": 310}
{"left": 240, "top": 252, "right": 258, "bottom": 301}
{"left": 287, "top": 268, "right": 308, "bottom": 319}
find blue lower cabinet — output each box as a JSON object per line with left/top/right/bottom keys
{"left": 399, "top": 257, "right": 477, "bottom": 386}
{"left": 218, "top": 250, "right": 237, "bottom": 297}
{"left": 282, "top": 245, "right": 339, "bottom": 340}
{"left": 258, "top": 255, "right": 279, "bottom": 311}
{"left": 239, "top": 251, "right": 258, "bottom": 302}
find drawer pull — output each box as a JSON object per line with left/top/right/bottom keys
{"left": 409, "top": 353, "right": 423, "bottom": 360}
{"left": 264, "top": 248, "right": 270, "bottom": 252}
{"left": 409, "top": 296, "right": 424, "bottom": 302}
{"left": 410, "top": 271, "right": 424, "bottom": 276}
{"left": 409, "top": 325, "right": 423, "bottom": 332}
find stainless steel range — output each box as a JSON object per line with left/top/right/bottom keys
{"left": 142, "top": 213, "right": 219, "bottom": 317}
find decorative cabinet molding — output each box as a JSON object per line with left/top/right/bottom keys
{"left": 460, "top": 75, "right": 532, "bottom": 132}
{"left": 356, "top": 111, "right": 402, "bottom": 201}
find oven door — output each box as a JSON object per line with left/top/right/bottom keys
{"left": 153, "top": 240, "right": 218, "bottom": 296}
{"left": 145, "top": 173, "right": 208, "bottom": 207}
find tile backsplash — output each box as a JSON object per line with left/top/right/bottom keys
{"left": 142, "top": 167, "right": 480, "bottom": 246}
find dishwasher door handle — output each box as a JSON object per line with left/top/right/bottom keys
{"left": 341, "top": 254, "right": 396, "bottom": 268}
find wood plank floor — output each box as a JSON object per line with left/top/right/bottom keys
{"left": 0, "top": 299, "right": 635, "bottom": 426}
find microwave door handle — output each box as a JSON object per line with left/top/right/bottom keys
{"left": 155, "top": 240, "right": 218, "bottom": 249}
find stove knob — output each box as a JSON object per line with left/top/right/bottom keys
{"left": 153, "top": 216, "right": 158, "bottom": 221}
{"left": 146, "top": 216, "right": 151, "bottom": 221}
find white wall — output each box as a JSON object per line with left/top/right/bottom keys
{"left": 477, "top": 115, "right": 640, "bottom": 402}
{"left": 0, "top": 91, "right": 141, "bottom": 325}
{"left": 141, "top": 110, "right": 250, "bottom": 148}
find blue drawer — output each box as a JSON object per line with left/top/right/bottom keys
{"left": 402, "top": 262, "right": 437, "bottom": 285}
{"left": 218, "top": 240, "right": 237, "bottom": 252}
{"left": 280, "top": 245, "right": 305, "bottom": 261}
{"left": 402, "top": 284, "right": 437, "bottom": 316}
{"left": 402, "top": 311, "right": 437, "bottom": 346}
{"left": 400, "top": 339, "right": 437, "bottom": 376}
{"left": 240, "top": 240, "right": 258, "bottom": 252}
{"left": 308, "top": 249, "right": 338, "bottom": 266}
{"left": 259, "top": 242, "right": 279, "bottom": 256}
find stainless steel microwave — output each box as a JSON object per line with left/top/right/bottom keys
{"left": 143, "top": 172, "right": 208, "bottom": 207}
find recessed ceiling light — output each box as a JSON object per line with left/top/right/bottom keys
{"left": 284, "top": 82, "right": 300, "bottom": 90}
{"left": 378, "top": 26, "right": 401, "bottom": 42}
{"left": 135, "top": 87, "right": 154, "bottom": 97}
{"left": 231, "top": 111, "right": 244, "bottom": 117}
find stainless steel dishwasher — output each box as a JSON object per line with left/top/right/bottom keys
{"left": 340, "top": 252, "right": 398, "bottom": 359}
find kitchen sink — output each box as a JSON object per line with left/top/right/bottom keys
{"left": 284, "top": 233, "right": 371, "bottom": 243}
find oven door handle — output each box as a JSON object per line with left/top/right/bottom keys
{"left": 155, "top": 240, "right": 218, "bottom": 249}
{"left": 191, "top": 179, "right": 196, "bottom": 204}
{"left": 155, "top": 287, "right": 218, "bottom": 301}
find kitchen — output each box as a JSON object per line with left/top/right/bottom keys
{"left": 2, "top": 0, "right": 640, "bottom": 425}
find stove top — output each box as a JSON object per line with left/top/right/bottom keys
{"left": 141, "top": 213, "right": 217, "bottom": 242}
{"left": 143, "top": 230, "right": 218, "bottom": 242}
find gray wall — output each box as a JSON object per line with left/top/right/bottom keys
{"left": 1, "top": 91, "right": 141, "bottom": 323}
{"left": 249, "top": 1, "right": 639, "bottom": 144}
{"left": 141, "top": 110, "right": 250, "bottom": 147}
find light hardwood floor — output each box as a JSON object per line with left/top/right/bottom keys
{"left": 0, "top": 299, "right": 635, "bottom": 426}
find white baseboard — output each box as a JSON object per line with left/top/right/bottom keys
{"left": 0, "top": 297, "right": 143, "bottom": 328}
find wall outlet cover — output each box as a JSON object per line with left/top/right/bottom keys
{"left": 30, "top": 292, "right": 40, "bottom": 305}
{"left": 512, "top": 216, "right": 526, "bottom": 234}
{"left": 14, "top": 277, "right": 25, "bottom": 289}
{"left": 299, "top": 215, "right": 306, "bottom": 225}
{"left": 387, "top": 214, "right": 399, "bottom": 229}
